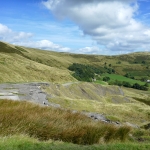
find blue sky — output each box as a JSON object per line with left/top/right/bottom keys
{"left": 0, "top": 0, "right": 150, "bottom": 55}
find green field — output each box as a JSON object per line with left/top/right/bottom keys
{"left": 97, "top": 73, "right": 146, "bottom": 85}
{"left": 95, "top": 80, "right": 108, "bottom": 85}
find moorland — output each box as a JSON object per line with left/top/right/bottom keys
{"left": 0, "top": 41, "right": 150, "bottom": 150}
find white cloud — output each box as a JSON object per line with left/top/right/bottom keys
{"left": 0, "top": 23, "right": 33, "bottom": 42}
{"left": 0, "top": 24, "right": 12, "bottom": 35}
{"left": 79, "top": 46, "right": 102, "bottom": 54}
{"left": 0, "top": 23, "right": 72, "bottom": 52}
{"left": 14, "top": 40, "right": 71, "bottom": 52}
{"left": 43, "top": 0, "right": 150, "bottom": 52}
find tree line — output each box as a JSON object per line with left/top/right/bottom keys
{"left": 107, "top": 79, "right": 148, "bottom": 91}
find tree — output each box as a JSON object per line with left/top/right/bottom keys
{"left": 124, "top": 73, "right": 130, "bottom": 78}
{"left": 103, "top": 76, "right": 110, "bottom": 82}
{"left": 132, "top": 83, "right": 141, "bottom": 89}
{"left": 122, "top": 81, "right": 131, "bottom": 88}
{"left": 144, "top": 83, "right": 149, "bottom": 87}
{"left": 116, "top": 61, "right": 121, "bottom": 64}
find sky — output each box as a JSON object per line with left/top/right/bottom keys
{"left": 0, "top": 0, "right": 150, "bottom": 55}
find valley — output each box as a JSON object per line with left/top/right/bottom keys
{"left": 0, "top": 41, "right": 150, "bottom": 149}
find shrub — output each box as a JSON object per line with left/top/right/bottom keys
{"left": 103, "top": 77, "right": 110, "bottom": 82}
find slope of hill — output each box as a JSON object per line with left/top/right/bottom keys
{"left": 0, "top": 42, "right": 75, "bottom": 83}
{"left": 0, "top": 41, "right": 150, "bottom": 83}
{"left": 42, "top": 82, "right": 150, "bottom": 126}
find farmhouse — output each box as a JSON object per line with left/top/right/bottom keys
{"left": 146, "top": 80, "right": 150, "bottom": 83}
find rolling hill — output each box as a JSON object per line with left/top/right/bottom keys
{"left": 0, "top": 41, "right": 150, "bottom": 83}
{"left": 0, "top": 41, "right": 150, "bottom": 122}
{"left": 0, "top": 41, "right": 150, "bottom": 148}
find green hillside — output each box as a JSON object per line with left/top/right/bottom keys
{"left": 0, "top": 42, "right": 75, "bottom": 83}
{"left": 0, "top": 41, "right": 150, "bottom": 83}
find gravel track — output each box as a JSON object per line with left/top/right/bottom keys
{"left": 0, "top": 82, "right": 50, "bottom": 106}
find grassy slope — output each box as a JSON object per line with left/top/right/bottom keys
{"left": 44, "top": 82, "right": 150, "bottom": 125}
{"left": 22, "top": 47, "right": 150, "bottom": 78}
{"left": 0, "top": 41, "right": 150, "bottom": 83}
{"left": 0, "top": 42, "right": 75, "bottom": 83}
{"left": 1, "top": 100, "right": 150, "bottom": 150}
{"left": 0, "top": 100, "right": 131, "bottom": 145}
{"left": 109, "top": 53, "right": 150, "bottom": 77}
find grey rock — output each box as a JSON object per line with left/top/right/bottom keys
{"left": 0, "top": 82, "right": 50, "bottom": 106}
{"left": 125, "top": 122, "right": 139, "bottom": 128}
{"left": 83, "top": 112, "right": 107, "bottom": 122}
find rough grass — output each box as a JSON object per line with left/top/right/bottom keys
{"left": 48, "top": 97, "right": 150, "bottom": 125}
{"left": 0, "top": 51, "right": 75, "bottom": 83}
{"left": 0, "top": 99, "right": 131, "bottom": 145}
{"left": 45, "top": 82, "right": 150, "bottom": 125}
{"left": 0, "top": 135, "right": 150, "bottom": 150}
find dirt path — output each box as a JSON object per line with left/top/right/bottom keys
{"left": 0, "top": 82, "right": 50, "bottom": 105}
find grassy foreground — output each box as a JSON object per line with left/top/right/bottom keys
{"left": 0, "top": 100, "right": 131, "bottom": 145}
{"left": 0, "top": 135, "right": 150, "bottom": 150}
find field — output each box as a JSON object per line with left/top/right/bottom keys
{"left": 95, "top": 80, "right": 108, "bottom": 85}
{"left": 97, "top": 73, "right": 146, "bottom": 85}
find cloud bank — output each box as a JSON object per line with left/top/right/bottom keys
{"left": 43, "top": 0, "right": 150, "bottom": 52}
{"left": 15, "top": 40, "right": 71, "bottom": 52}
{"left": 0, "top": 24, "right": 33, "bottom": 42}
{"left": 0, "top": 23, "right": 71, "bottom": 52}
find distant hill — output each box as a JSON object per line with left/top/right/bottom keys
{"left": 0, "top": 41, "right": 150, "bottom": 83}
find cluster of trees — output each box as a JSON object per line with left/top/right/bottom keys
{"left": 104, "top": 63, "right": 115, "bottom": 74}
{"left": 103, "top": 77, "right": 110, "bottom": 82}
{"left": 68, "top": 63, "right": 102, "bottom": 82}
{"left": 140, "top": 77, "right": 149, "bottom": 82}
{"left": 132, "top": 83, "right": 148, "bottom": 91}
{"left": 108, "top": 80, "right": 148, "bottom": 91}
{"left": 124, "top": 73, "right": 135, "bottom": 79}
{"left": 68, "top": 63, "right": 116, "bottom": 82}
